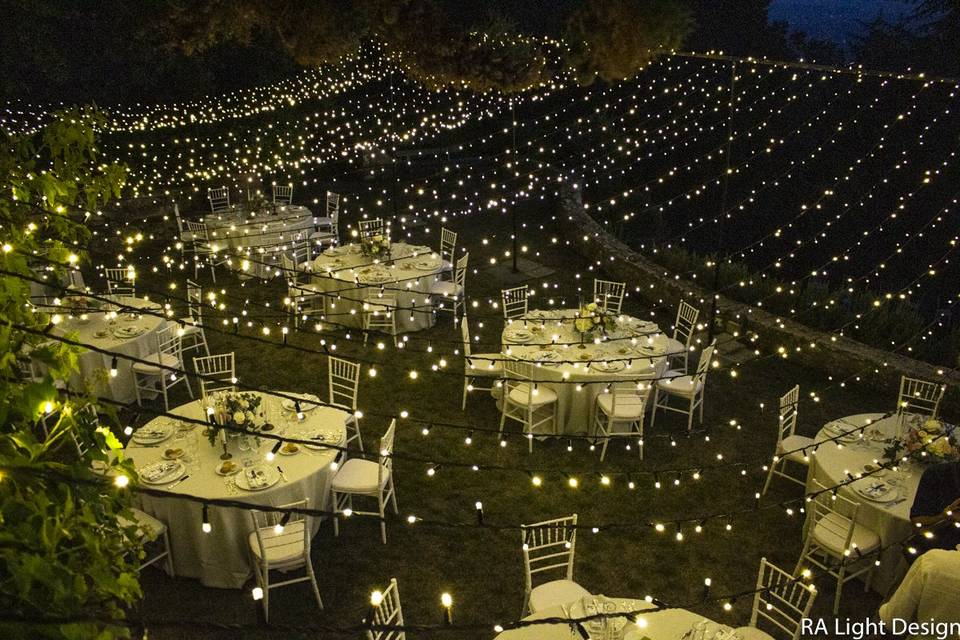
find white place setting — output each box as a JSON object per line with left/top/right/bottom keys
{"left": 124, "top": 390, "right": 349, "bottom": 588}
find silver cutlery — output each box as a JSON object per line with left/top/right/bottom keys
{"left": 277, "top": 465, "right": 288, "bottom": 482}
{"left": 885, "top": 497, "right": 906, "bottom": 507}
{"left": 166, "top": 474, "right": 190, "bottom": 489}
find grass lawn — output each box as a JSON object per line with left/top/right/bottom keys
{"left": 108, "top": 203, "right": 903, "bottom": 639}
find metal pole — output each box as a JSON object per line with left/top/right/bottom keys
{"left": 511, "top": 99, "right": 519, "bottom": 273}
{"left": 707, "top": 61, "right": 737, "bottom": 344}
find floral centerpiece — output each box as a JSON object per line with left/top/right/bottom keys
{"left": 883, "top": 417, "right": 959, "bottom": 465}
{"left": 574, "top": 302, "right": 615, "bottom": 343}
{"left": 205, "top": 391, "right": 263, "bottom": 448}
{"left": 361, "top": 233, "right": 391, "bottom": 259}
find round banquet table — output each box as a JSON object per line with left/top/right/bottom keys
{"left": 806, "top": 412, "right": 922, "bottom": 594}
{"left": 499, "top": 309, "right": 670, "bottom": 435}
{"left": 53, "top": 296, "right": 166, "bottom": 404}
{"left": 310, "top": 242, "right": 442, "bottom": 333}
{"left": 126, "top": 392, "right": 348, "bottom": 588}
{"left": 494, "top": 597, "right": 729, "bottom": 640}
{"left": 203, "top": 205, "right": 315, "bottom": 279}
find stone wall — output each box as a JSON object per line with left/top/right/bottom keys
{"left": 556, "top": 182, "right": 960, "bottom": 392}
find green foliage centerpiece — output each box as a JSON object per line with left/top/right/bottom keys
{"left": 361, "top": 233, "right": 391, "bottom": 261}
{"left": 574, "top": 302, "right": 616, "bottom": 346}
{"left": 883, "top": 418, "right": 959, "bottom": 466}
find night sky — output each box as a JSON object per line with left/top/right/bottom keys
{"left": 770, "top": 0, "right": 913, "bottom": 46}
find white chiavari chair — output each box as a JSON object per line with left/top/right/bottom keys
{"left": 280, "top": 251, "right": 323, "bottom": 327}
{"left": 366, "top": 578, "right": 405, "bottom": 640}
{"left": 593, "top": 279, "right": 625, "bottom": 315}
{"left": 520, "top": 514, "right": 589, "bottom": 615}
{"left": 762, "top": 385, "right": 813, "bottom": 496}
{"left": 430, "top": 252, "right": 468, "bottom": 324}
{"left": 120, "top": 508, "right": 174, "bottom": 577}
{"left": 734, "top": 558, "right": 817, "bottom": 640}
{"left": 184, "top": 220, "right": 225, "bottom": 282}
{"left": 358, "top": 218, "right": 385, "bottom": 242}
{"left": 501, "top": 286, "right": 529, "bottom": 320}
{"left": 896, "top": 375, "right": 945, "bottom": 424}
{"left": 664, "top": 300, "right": 700, "bottom": 374}
{"left": 272, "top": 184, "right": 293, "bottom": 205}
{"left": 248, "top": 498, "right": 323, "bottom": 622}
{"left": 461, "top": 314, "right": 506, "bottom": 410}
{"left": 594, "top": 381, "right": 649, "bottom": 461}
{"left": 794, "top": 480, "right": 879, "bottom": 614}
{"left": 207, "top": 186, "right": 230, "bottom": 213}
{"left": 439, "top": 227, "right": 457, "bottom": 276}
{"left": 499, "top": 360, "right": 558, "bottom": 452}
{"left": 193, "top": 352, "right": 236, "bottom": 400}
{"left": 179, "top": 279, "right": 210, "bottom": 359}
{"left": 104, "top": 267, "right": 135, "bottom": 297}
{"left": 650, "top": 342, "right": 715, "bottom": 432}
{"left": 310, "top": 191, "right": 341, "bottom": 251}
{"left": 329, "top": 355, "right": 363, "bottom": 453}
{"left": 363, "top": 296, "right": 399, "bottom": 347}
{"left": 330, "top": 419, "right": 399, "bottom": 544}
{"left": 133, "top": 325, "right": 193, "bottom": 411}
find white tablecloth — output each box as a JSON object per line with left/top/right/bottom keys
{"left": 54, "top": 296, "right": 166, "bottom": 404}
{"left": 495, "top": 597, "right": 725, "bottom": 640}
{"left": 309, "top": 242, "right": 441, "bottom": 333}
{"left": 127, "top": 392, "right": 348, "bottom": 588}
{"left": 499, "top": 309, "right": 669, "bottom": 435}
{"left": 204, "top": 205, "right": 315, "bottom": 279}
{"left": 806, "top": 413, "right": 921, "bottom": 594}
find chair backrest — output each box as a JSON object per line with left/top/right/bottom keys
{"left": 896, "top": 375, "right": 944, "bottom": 419}
{"left": 605, "top": 381, "right": 648, "bottom": 418}
{"left": 501, "top": 286, "right": 528, "bottom": 320}
{"left": 155, "top": 325, "right": 183, "bottom": 369}
{"left": 674, "top": 301, "right": 700, "bottom": 347}
{"left": 379, "top": 419, "right": 397, "bottom": 484}
{"left": 66, "top": 269, "right": 85, "bottom": 290}
{"left": 521, "top": 514, "right": 578, "bottom": 593}
{"left": 692, "top": 342, "right": 715, "bottom": 384}
{"left": 193, "top": 352, "right": 236, "bottom": 398}
{"left": 249, "top": 499, "right": 310, "bottom": 570}
{"left": 208, "top": 186, "right": 230, "bottom": 213}
{"left": 807, "top": 480, "right": 860, "bottom": 557}
{"left": 272, "top": 184, "right": 293, "bottom": 204}
{"left": 328, "top": 356, "right": 360, "bottom": 412}
{"left": 104, "top": 267, "right": 135, "bottom": 296}
{"left": 750, "top": 557, "right": 817, "bottom": 640}
{"left": 778, "top": 385, "right": 800, "bottom": 442}
{"left": 440, "top": 227, "right": 457, "bottom": 265}
{"left": 452, "top": 252, "right": 469, "bottom": 291}
{"left": 185, "top": 220, "right": 210, "bottom": 244}
{"left": 292, "top": 237, "right": 311, "bottom": 269}
{"left": 174, "top": 202, "right": 185, "bottom": 235}
{"left": 359, "top": 218, "right": 385, "bottom": 241}
{"left": 461, "top": 314, "right": 473, "bottom": 360}
{"left": 186, "top": 279, "right": 203, "bottom": 322}
{"left": 593, "top": 279, "right": 625, "bottom": 315}
{"left": 70, "top": 403, "right": 100, "bottom": 458}
{"left": 326, "top": 191, "right": 341, "bottom": 218}
{"left": 367, "top": 578, "right": 404, "bottom": 640}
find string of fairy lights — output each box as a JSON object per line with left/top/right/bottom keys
{"left": 7, "top": 41, "right": 960, "bottom": 635}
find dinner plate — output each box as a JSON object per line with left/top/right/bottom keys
{"left": 281, "top": 394, "right": 321, "bottom": 411}
{"left": 112, "top": 326, "right": 145, "bottom": 339}
{"left": 304, "top": 431, "right": 343, "bottom": 450}
{"left": 278, "top": 442, "right": 301, "bottom": 456}
{"left": 215, "top": 460, "right": 241, "bottom": 476}
{"left": 358, "top": 269, "right": 393, "bottom": 284}
{"left": 855, "top": 480, "right": 899, "bottom": 503}
{"left": 235, "top": 466, "right": 280, "bottom": 491}
{"left": 139, "top": 460, "right": 185, "bottom": 485}
{"left": 131, "top": 424, "right": 174, "bottom": 444}
{"left": 504, "top": 330, "right": 533, "bottom": 343}
{"left": 592, "top": 360, "right": 627, "bottom": 373}
{"left": 411, "top": 259, "right": 441, "bottom": 271}
{"left": 824, "top": 421, "right": 861, "bottom": 442}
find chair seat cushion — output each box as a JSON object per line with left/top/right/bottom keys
{"left": 119, "top": 508, "right": 165, "bottom": 541}
{"left": 529, "top": 579, "right": 590, "bottom": 613}
{"left": 597, "top": 393, "right": 645, "bottom": 419}
{"left": 508, "top": 383, "right": 558, "bottom": 407}
{"left": 248, "top": 521, "right": 307, "bottom": 567}
{"left": 179, "top": 318, "right": 202, "bottom": 334}
{"left": 313, "top": 216, "right": 333, "bottom": 227}
{"left": 331, "top": 458, "right": 386, "bottom": 493}
{"left": 664, "top": 337, "right": 687, "bottom": 356}
{"left": 133, "top": 353, "right": 179, "bottom": 374}
{"left": 656, "top": 374, "right": 701, "bottom": 396}
{"left": 733, "top": 627, "right": 776, "bottom": 640}
{"left": 430, "top": 281, "right": 463, "bottom": 298}
{"left": 467, "top": 354, "right": 503, "bottom": 376}
{"left": 812, "top": 513, "right": 880, "bottom": 556}
{"left": 780, "top": 434, "right": 815, "bottom": 463}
